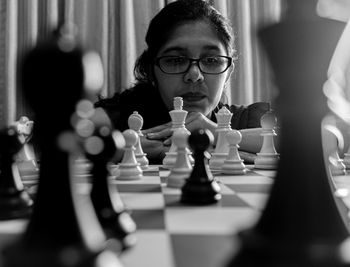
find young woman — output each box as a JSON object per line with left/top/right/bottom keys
{"left": 95, "top": 0, "right": 270, "bottom": 163}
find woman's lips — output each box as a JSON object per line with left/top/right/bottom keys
{"left": 181, "top": 93, "right": 206, "bottom": 102}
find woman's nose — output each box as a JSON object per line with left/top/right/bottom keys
{"left": 183, "top": 63, "right": 204, "bottom": 83}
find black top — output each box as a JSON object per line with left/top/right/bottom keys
{"left": 95, "top": 83, "right": 270, "bottom": 131}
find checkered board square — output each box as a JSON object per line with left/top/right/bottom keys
{"left": 0, "top": 165, "right": 275, "bottom": 267}
{"left": 111, "top": 165, "right": 275, "bottom": 267}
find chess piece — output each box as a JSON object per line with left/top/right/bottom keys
{"left": 228, "top": 1, "right": 349, "bottom": 266}
{"left": 163, "top": 97, "right": 194, "bottom": 169}
{"left": 116, "top": 129, "right": 143, "bottom": 180}
{"left": 343, "top": 144, "right": 350, "bottom": 170}
{"left": 254, "top": 110, "right": 279, "bottom": 170}
{"left": 84, "top": 125, "right": 137, "bottom": 252}
{"left": 209, "top": 106, "right": 233, "bottom": 170}
{"left": 221, "top": 129, "right": 247, "bottom": 175}
{"left": 342, "top": 124, "right": 350, "bottom": 170}
{"left": 167, "top": 128, "right": 193, "bottom": 188}
{"left": 128, "top": 111, "right": 149, "bottom": 170}
{"left": 3, "top": 24, "right": 123, "bottom": 267}
{"left": 329, "top": 145, "right": 346, "bottom": 176}
{"left": 13, "top": 116, "right": 39, "bottom": 178}
{"left": 181, "top": 129, "right": 221, "bottom": 205}
{"left": 322, "top": 115, "right": 346, "bottom": 176}
{"left": 0, "top": 126, "right": 33, "bottom": 219}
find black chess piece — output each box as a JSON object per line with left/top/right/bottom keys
{"left": 2, "top": 25, "right": 122, "bottom": 267}
{"left": 85, "top": 125, "right": 137, "bottom": 252}
{"left": 228, "top": 1, "right": 350, "bottom": 266}
{"left": 181, "top": 129, "right": 221, "bottom": 205}
{"left": 0, "top": 126, "right": 33, "bottom": 219}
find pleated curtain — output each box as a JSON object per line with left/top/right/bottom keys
{"left": 0, "top": 0, "right": 282, "bottom": 128}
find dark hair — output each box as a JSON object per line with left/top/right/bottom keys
{"left": 134, "top": 0, "right": 235, "bottom": 84}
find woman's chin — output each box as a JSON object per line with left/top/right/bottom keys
{"left": 183, "top": 98, "right": 208, "bottom": 113}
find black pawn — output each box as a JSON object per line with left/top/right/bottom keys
{"left": 86, "top": 126, "right": 137, "bottom": 252}
{"left": 181, "top": 129, "right": 221, "bottom": 205}
{"left": 0, "top": 126, "right": 33, "bottom": 219}
{"left": 3, "top": 25, "right": 122, "bottom": 267}
{"left": 228, "top": 1, "right": 349, "bottom": 266}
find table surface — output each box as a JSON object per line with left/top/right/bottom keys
{"left": 1, "top": 163, "right": 350, "bottom": 267}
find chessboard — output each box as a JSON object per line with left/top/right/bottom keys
{"left": 0, "top": 164, "right": 275, "bottom": 267}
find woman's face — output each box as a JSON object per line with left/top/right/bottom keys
{"left": 153, "top": 21, "right": 232, "bottom": 116}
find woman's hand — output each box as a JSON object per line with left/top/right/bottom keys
{"left": 183, "top": 112, "right": 217, "bottom": 140}
{"left": 139, "top": 135, "right": 170, "bottom": 163}
{"left": 142, "top": 122, "right": 172, "bottom": 142}
{"left": 142, "top": 111, "right": 218, "bottom": 146}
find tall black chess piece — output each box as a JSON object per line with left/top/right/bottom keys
{"left": 2, "top": 25, "right": 123, "bottom": 267}
{"left": 0, "top": 126, "right": 33, "bottom": 219}
{"left": 85, "top": 125, "right": 137, "bottom": 252}
{"left": 228, "top": 1, "right": 350, "bottom": 266}
{"left": 181, "top": 129, "right": 221, "bottom": 205}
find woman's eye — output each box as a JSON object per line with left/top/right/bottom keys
{"left": 165, "top": 57, "right": 186, "bottom": 65}
{"left": 203, "top": 57, "right": 220, "bottom": 64}
{"left": 172, "top": 58, "right": 186, "bottom": 64}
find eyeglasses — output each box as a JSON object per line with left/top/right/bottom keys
{"left": 155, "top": 55, "right": 232, "bottom": 74}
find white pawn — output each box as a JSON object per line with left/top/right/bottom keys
{"left": 128, "top": 111, "right": 149, "bottom": 170}
{"left": 116, "top": 129, "right": 143, "bottom": 180}
{"left": 209, "top": 106, "right": 232, "bottom": 170}
{"left": 167, "top": 128, "right": 193, "bottom": 188}
{"left": 254, "top": 111, "right": 279, "bottom": 170}
{"left": 221, "top": 129, "right": 247, "bottom": 175}
{"left": 163, "top": 97, "right": 194, "bottom": 169}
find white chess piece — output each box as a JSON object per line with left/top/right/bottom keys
{"left": 209, "top": 106, "right": 232, "bottom": 170}
{"left": 342, "top": 124, "right": 350, "bottom": 171}
{"left": 322, "top": 116, "right": 346, "bottom": 176}
{"left": 163, "top": 97, "right": 194, "bottom": 169}
{"left": 128, "top": 111, "right": 149, "bottom": 170}
{"left": 14, "top": 116, "right": 36, "bottom": 162}
{"left": 116, "top": 129, "right": 143, "bottom": 180}
{"left": 343, "top": 146, "right": 350, "bottom": 170}
{"left": 167, "top": 128, "right": 193, "bottom": 188}
{"left": 221, "top": 129, "right": 247, "bottom": 175}
{"left": 254, "top": 111, "right": 279, "bottom": 170}
{"left": 13, "top": 116, "right": 39, "bottom": 177}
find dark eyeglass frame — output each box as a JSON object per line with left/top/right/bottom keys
{"left": 154, "top": 55, "right": 233, "bottom": 74}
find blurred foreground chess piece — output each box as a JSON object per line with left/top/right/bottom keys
{"left": 181, "top": 129, "right": 221, "bottom": 205}
{"left": 228, "top": 0, "right": 350, "bottom": 266}
{"left": 83, "top": 124, "right": 137, "bottom": 252}
{"left": 254, "top": 110, "right": 279, "bottom": 170}
{"left": 3, "top": 24, "right": 123, "bottom": 267}
{"left": 128, "top": 111, "right": 149, "bottom": 170}
{"left": 0, "top": 126, "right": 33, "bottom": 219}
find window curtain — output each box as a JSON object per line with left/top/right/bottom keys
{"left": 213, "top": 0, "right": 282, "bottom": 106}
{"left": 110, "top": 0, "right": 282, "bottom": 106}
{"left": 0, "top": 0, "right": 282, "bottom": 129}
